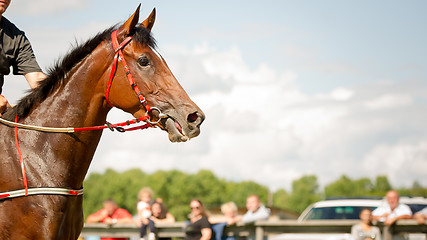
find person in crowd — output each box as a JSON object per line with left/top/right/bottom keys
{"left": 184, "top": 199, "right": 212, "bottom": 240}
{"left": 413, "top": 206, "right": 427, "bottom": 225}
{"left": 137, "top": 200, "right": 176, "bottom": 240}
{"left": 372, "top": 190, "right": 412, "bottom": 225}
{"left": 209, "top": 201, "right": 241, "bottom": 240}
{"left": 86, "top": 199, "right": 133, "bottom": 240}
{"left": 150, "top": 200, "right": 175, "bottom": 223}
{"left": 137, "top": 187, "right": 155, "bottom": 240}
{"left": 351, "top": 208, "right": 382, "bottom": 240}
{"left": 240, "top": 194, "right": 270, "bottom": 224}
{"left": 135, "top": 200, "right": 176, "bottom": 240}
{"left": 210, "top": 201, "right": 240, "bottom": 225}
{"left": 0, "top": 0, "right": 46, "bottom": 116}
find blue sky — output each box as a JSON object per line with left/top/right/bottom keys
{"left": 4, "top": 1, "right": 427, "bottom": 191}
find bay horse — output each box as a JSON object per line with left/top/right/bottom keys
{"left": 0, "top": 5, "right": 204, "bottom": 239}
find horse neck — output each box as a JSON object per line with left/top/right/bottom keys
{"left": 20, "top": 44, "right": 113, "bottom": 188}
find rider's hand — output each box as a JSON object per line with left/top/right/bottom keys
{"left": 0, "top": 95, "right": 12, "bottom": 116}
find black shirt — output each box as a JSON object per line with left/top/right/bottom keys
{"left": 0, "top": 16, "right": 42, "bottom": 93}
{"left": 184, "top": 216, "right": 211, "bottom": 240}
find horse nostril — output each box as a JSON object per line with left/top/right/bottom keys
{"left": 187, "top": 112, "right": 199, "bottom": 123}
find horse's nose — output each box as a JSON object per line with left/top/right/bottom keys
{"left": 187, "top": 111, "right": 205, "bottom": 131}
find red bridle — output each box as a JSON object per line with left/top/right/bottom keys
{"left": 106, "top": 29, "right": 162, "bottom": 125}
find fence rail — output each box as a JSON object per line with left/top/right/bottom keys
{"left": 80, "top": 220, "right": 427, "bottom": 240}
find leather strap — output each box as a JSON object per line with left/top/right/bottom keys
{"left": 0, "top": 187, "right": 83, "bottom": 200}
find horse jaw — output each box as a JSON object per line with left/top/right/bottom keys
{"left": 164, "top": 117, "right": 189, "bottom": 142}
{"left": 162, "top": 109, "right": 204, "bottom": 143}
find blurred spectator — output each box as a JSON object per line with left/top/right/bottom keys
{"left": 184, "top": 199, "right": 212, "bottom": 240}
{"left": 372, "top": 190, "right": 411, "bottom": 240}
{"left": 86, "top": 199, "right": 133, "bottom": 240}
{"left": 137, "top": 187, "right": 155, "bottom": 240}
{"left": 413, "top": 206, "right": 427, "bottom": 225}
{"left": 150, "top": 200, "right": 175, "bottom": 223}
{"left": 210, "top": 202, "right": 241, "bottom": 240}
{"left": 138, "top": 187, "right": 154, "bottom": 220}
{"left": 240, "top": 195, "right": 270, "bottom": 224}
{"left": 210, "top": 202, "right": 241, "bottom": 225}
{"left": 372, "top": 190, "right": 412, "bottom": 225}
{"left": 351, "top": 208, "right": 382, "bottom": 240}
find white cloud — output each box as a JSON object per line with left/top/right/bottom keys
{"left": 201, "top": 45, "right": 276, "bottom": 84}
{"left": 331, "top": 87, "right": 354, "bottom": 101}
{"left": 364, "top": 94, "right": 413, "bottom": 111}
{"left": 362, "top": 142, "right": 427, "bottom": 186}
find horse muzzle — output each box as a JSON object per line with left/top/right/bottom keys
{"left": 160, "top": 110, "right": 205, "bottom": 142}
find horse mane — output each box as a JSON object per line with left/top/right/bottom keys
{"left": 3, "top": 25, "right": 156, "bottom": 121}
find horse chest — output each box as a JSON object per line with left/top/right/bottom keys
{"left": 0, "top": 195, "right": 84, "bottom": 239}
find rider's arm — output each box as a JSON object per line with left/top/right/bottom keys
{"left": 24, "top": 71, "right": 46, "bottom": 89}
{"left": 0, "top": 72, "right": 45, "bottom": 116}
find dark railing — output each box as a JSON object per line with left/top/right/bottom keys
{"left": 80, "top": 220, "right": 427, "bottom": 240}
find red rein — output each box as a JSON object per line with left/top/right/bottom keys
{"left": 15, "top": 114, "right": 28, "bottom": 196}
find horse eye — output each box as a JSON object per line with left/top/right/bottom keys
{"left": 138, "top": 57, "right": 150, "bottom": 67}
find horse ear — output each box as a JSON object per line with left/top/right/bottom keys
{"left": 140, "top": 8, "right": 156, "bottom": 32}
{"left": 118, "top": 4, "right": 141, "bottom": 37}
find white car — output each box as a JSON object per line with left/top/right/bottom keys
{"left": 298, "top": 198, "right": 382, "bottom": 222}
{"left": 400, "top": 196, "right": 427, "bottom": 214}
{"left": 271, "top": 197, "right": 427, "bottom": 240}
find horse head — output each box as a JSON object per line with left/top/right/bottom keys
{"left": 105, "top": 5, "right": 205, "bottom": 142}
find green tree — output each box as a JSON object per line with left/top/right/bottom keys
{"left": 353, "top": 178, "right": 375, "bottom": 196}
{"left": 163, "top": 170, "right": 195, "bottom": 220}
{"left": 409, "top": 181, "right": 427, "bottom": 196}
{"left": 373, "top": 175, "right": 391, "bottom": 196}
{"left": 192, "top": 169, "right": 225, "bottom": 207}
{"left": 289, "top": 175, "right": 320, "bottom": 214}
{"left": 324, "top": 175, "right": 353, "bottom": 198}
{"left": 149, "top": 170, "right": 173, "bottom": 201}
{"left": 273, "top": 189, "right": 290, "bottom": 210}
{"left": 224, "top": 181, "right": 269, "bottom": 207}
{"left": 324, "top": 175, "right": 375, "bottom": 198}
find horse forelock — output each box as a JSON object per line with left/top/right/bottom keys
{"left": 2, "top": 25, "right": 156, "bottom": 121}
{"left": 131, "top": 26, "right": 157, "bottom": 49}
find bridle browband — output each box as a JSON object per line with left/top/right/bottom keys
{"left": 0, "top": 28, "right": 162, "bottom": 200}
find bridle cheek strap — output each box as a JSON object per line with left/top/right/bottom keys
{"left": 106, "top": 30, "right": 152, "bottom": 116}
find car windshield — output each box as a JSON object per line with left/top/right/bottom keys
{"left": 302, "top": 206, "right": 376, "bottom": 220}
{"left": 407, "top": 204, "right": 427, "bottom": 214}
